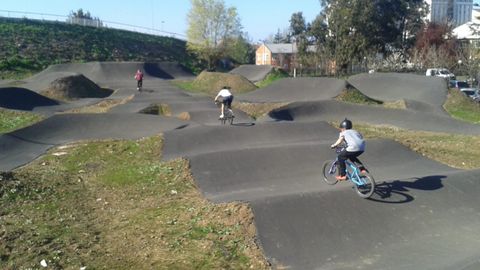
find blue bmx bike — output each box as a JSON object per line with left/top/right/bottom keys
{"left": 322, "top": 147, "right": 376, "bottom": 198}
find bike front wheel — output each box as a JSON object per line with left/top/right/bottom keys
{"left": 353, "top": 171, "right": 376, "bottom": 198}
{"left": 322, "top": 160, "right": 338, "bottom": 185}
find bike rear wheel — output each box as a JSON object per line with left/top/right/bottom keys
{"left": 353, "top": 171, "right": 375, "bottom": 198}
{"left": 322, "top": 160, "right": 338, "bottom": 185}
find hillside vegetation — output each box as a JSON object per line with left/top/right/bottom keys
{"left": 0, "top": 17, "right": 199, "bottom": 79}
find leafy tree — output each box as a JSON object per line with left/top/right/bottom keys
{"left": 290, "top": 12, "right": 307, "bottom": 37}
{"left": 411, "top": 22, "right": 458, "bottom": 70}
{"left": 227, "top": 33, "right": 255, "bottom": 64}
{"left": 309, "top": 14, "right": 329, "bottom": 74}
{"left": 319, "top": 0, "right": 428, "bottom": 74}
{"left": 289, "top": 12, "right": 310, "bottom": 74}
{"left": 187, "top": 0, "right": 242, "bottom": 70}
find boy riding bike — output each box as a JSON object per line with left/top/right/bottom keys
{"left": 214, "top": 86, "right": 234, "bottom": 119}
{"left": 330, "top": 118, "right": 367, "bottom": 181}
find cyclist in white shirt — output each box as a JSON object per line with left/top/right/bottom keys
{"left": 214, "top": 86, "right": 234, "bottom": 119}
{"left": 330, "top": 118, "right": 367, "bottom": 181}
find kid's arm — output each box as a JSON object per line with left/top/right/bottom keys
{"left": 331, "top": 135, "right": 344, "bottom": 148}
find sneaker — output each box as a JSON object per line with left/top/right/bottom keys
{"left": 219, "top": 114, "right": 224, "bottom": 119}
{"left": 335, "top": 175, "right": 347, "bottom": 181}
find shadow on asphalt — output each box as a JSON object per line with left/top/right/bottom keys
{"left": 231, "top": 122, "right": 255, "bottom": 127}
{"left": 369, "top": 175, "right": 445, "bottom": 204}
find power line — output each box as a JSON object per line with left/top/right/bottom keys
{"left": 0, "top": 9, "right": 186, "bottom": 39}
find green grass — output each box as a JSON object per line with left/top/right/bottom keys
{"left": 255, "top": 69, "right": 289, "bottom": 88}
{"left": 0, "top": 136, "right": 270, "bottom": 269}
{"left": 354, "top": 123, "right": 480, "bottom": 169}
{"left": 0, "top": 108, "right": 44, "bottom": 133}
{"left": 0, "top": 17, "right": 199, "bottom": 79}
{"left": 444, "top": 88, "right": 480, "bottom": 123}
{"left": 335, "top": 86, "right": 383, "bottom": 105}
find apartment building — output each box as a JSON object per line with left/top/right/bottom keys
{"left": 425, "top": 0, "right": 473, "bottom": 26}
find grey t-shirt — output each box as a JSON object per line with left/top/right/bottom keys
{"left": 340, "top": 129, "right": 365, "bottom": 152}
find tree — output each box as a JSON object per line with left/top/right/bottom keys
{"left": 186, "top": 0, "right": 242, "bottom": 70}
{"left": 289, "top": 12, "right": 309, "bottom": 74}
{"left": 411, "top": 22, "right": 458, "bottom": 70}
{"left": 227, "top": 33, "right": 255, "bottom": 64}
{"left": 319, "top": 0, "right": 428, "bottom": 74}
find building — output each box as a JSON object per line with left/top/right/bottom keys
{"left": 256, "top": 43, "right": 316, "bottom": 71}
{"left": 255, "top": 43, "right": 296, "bottom": 70}
{"left": 425, "top": 0, "right": 473, "bottom": 27}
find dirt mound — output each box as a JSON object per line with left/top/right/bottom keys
{"left": 191, "top": 71, "right": 257, "bottom": 96}
{"left": 41, "top": 74, "right": 113, "bottom": 100}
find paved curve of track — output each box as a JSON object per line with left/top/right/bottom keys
{"left": 2, "top": 64, "right": 480, "bottom": 269}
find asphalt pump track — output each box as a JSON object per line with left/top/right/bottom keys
{"left": 2, "top": 64, "right": 480, "bottom": 269}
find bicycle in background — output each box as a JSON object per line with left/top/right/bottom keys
{"left": 215, "top": 101, "right": 234, "bottom": 125}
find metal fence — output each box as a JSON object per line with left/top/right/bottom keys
{"left": 0, "top": 9, "right": 186, "bottom": 40}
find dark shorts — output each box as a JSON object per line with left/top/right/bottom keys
{"left": 221, "top": 95, "right": 234, "bottom": 108}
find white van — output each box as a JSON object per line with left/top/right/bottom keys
{"left": 426, "top": 68, "right": 455, "bottom": 80}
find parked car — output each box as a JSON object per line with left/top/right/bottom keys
{"left": 460, "top": 88, "right": 480, "bottom": 102}
{"left": 426, "top": 68, "right": 456, "bottom": 80}
{"left": 449, "top": 80, "right": 470, "bottom": 90}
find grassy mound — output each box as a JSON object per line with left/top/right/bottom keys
{"left": 255, "top": 68, "right": 289, "bottom": 88}
{"left": 354, "top": 123, "right": 480, "bottom": 169}
{"left": 0, "top": 136, "right": 270, "bottom": 269}
{"left": 40, "top": 74, "right": 113, "bottom": 101}
{"left": 444, "top": 89, "right": 480, "bottom": 123}
{"left": 335, "top": 85, "right": 383, "bottom": 105}
{"left": 175, "top": 71, "right": 257, "bottom": 96}
{"left": 0, "top": 108, "right": 44, "bottom": 133}
{"left": 0, "top": 17, "right": 198, "bottom": 79}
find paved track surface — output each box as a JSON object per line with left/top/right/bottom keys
{"left": 348, "top": 73, "right": 448, "bottom": 115}
{"left": 229, "top": 64, "right": 273, "bottom": 82}
{"left": 2, "top": 64, "right": 480, "bottom": 269}
{"left": 239, "top": 77, "right": 346, "bottom": 102}
{"left": 266, "top": 100, "right": 480, "bottom": 135}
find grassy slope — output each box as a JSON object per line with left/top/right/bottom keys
{"left": 0, "top": 17, "right": 199, "bottom": 79}
{"left": 444, "top": 88, "right": 480, "bottom": 123}
{"left": 0, "top": 108, "right": 44, "bottom": 133}
{"left": 0, "top": 136, "right": 270, "bottom": 269}
{"left": 254, "top": 69, "right": 289, "bottom": 88}
{"left": 355, "top": 123, "right": 480, "bottom": 169}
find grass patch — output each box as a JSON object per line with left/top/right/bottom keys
{"left": 234, "top": 102, "right": 289, "bottom": 120}
{"left": 0, "top": 136, "right": 269, "bottom": 269}
{"left": 335, "top": 86, "right": 383, "bottom": 105}
{"left": 171, "top": 80, "right": 196, "bottom": 92}
{"left": 444, "top": 88, "right": 480, "bottom": 124}
{"left": 63, "top": 95, "right": 133, "bottom": 114}
{"left": 335, "top": 86, "right": 408, "bottom": 109}
{"left": 255, "top": 69, "right": 289, "bottom": 88}
{"left": 0, "top": 108, "right": 44, "bottom": 133}
{"left": 354, "top": 123, "right": 480, "bottom": 169}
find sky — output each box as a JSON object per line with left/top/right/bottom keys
{"left": 0, "top": 0, "right": 322, "bottom": 41}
